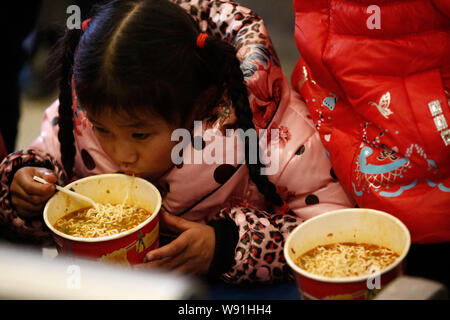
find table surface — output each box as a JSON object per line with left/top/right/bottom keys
{"left": 42, "top": 246, "right": 301, "bottom": 300}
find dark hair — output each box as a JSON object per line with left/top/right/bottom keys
{"left": 51, "top": 0, "right": 285, "bottom": 208}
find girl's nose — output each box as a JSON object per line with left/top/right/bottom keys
{"left": 117, "top": 152, "right": 138, "bottom": 165}
{"left": 114, "top": 142, "right": 138, "bottom": 165}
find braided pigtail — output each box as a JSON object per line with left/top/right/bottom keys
{"left": 200, "top": 36, "right": 286, "bottom": 209}
{"left": 49, "top": 27, "right": 83, "bottom": 180}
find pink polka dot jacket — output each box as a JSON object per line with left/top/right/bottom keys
{"left": 0, "top": 0, "right": 354, "bottom": 283}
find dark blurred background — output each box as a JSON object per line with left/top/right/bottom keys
{"left": 4, "top": 0, "right": 298, "bottom": 153}
{"left": 240, "top": 0, "right": 298, "bottom": 77}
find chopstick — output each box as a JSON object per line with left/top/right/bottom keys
{"left": 33, "top": 176, "right": 98, "bottom": 208}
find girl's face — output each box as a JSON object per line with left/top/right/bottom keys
{"left": 87, "top": 109, "right": 178, "bottom": 182}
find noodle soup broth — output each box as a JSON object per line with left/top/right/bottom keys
{"left": 284, "top": 209, "right": 410, "bottom": 300}
{"left": 54, "top": 204, "right": 153, "bottom": 238}
{"left": 44, "top": 174, "right": 161, "bottom": 266}
{"left": 295, "top": 242, "right": 400, "bottom": 278}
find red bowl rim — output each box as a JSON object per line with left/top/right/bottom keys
{"left": 283, "top": 208, "right": 411, "bottom": 283}
{"left": 43, "top": 174, "right": 161, "bottom": 243}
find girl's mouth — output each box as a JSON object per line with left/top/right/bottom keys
{"left": 120, "top": 171, "right": 143, "bottom": 178}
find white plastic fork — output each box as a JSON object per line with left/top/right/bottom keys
{"left": 33, "top": 175, "right": 98, "bottom": 208}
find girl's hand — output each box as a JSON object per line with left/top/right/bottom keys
{"left": 136, "top": 211, "right": 215, "bottom": 275}
{"left": 10, "top": 167, "right": 57, "bottom": 218}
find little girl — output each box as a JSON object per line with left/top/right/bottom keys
{"left": 0, "top": 0, "right": 354, "bottom": 283}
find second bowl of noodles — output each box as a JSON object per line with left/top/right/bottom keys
{"left": 284, "top": 208, "right": 411, "bottom": 300}
{"left": 43, "top": 173, "right": 161, "bottom": 266}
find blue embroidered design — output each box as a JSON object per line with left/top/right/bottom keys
{"left": 379, "top": 179, "right": 418, "bottom": 197}
{"left": 359, "top": 147, "right": 409, "bottom": 175}
{"left": 321, "top": 94, "right": 337, "bottom": 111}
{"left": 352, "top": 182, "right": 363, "bottom": 196}
{"left": 426, "top": 159, "right": 437, "bottom": 168}
{"left": 426, "top": 180, "right": 450, "bottom": 192}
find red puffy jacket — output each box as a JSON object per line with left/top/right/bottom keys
{"left": 292, "top": 0, "right": 450, "bottom": 243}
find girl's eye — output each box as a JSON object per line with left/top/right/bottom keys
{"left": 132, "top": 133, "right": 150, "bottom": 140}
{"left": 94, "top": 126, "right": 109, "bottom": 134}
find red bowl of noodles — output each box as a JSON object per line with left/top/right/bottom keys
{"left": 284, "top": 208, "right": 410, "bottom": 300}
{"left": 43, "top": 174, "right": 161, "bottom": 266}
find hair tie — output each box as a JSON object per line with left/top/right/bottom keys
{"left": 82, "top": 18, "right": 92, "bottom": 32}
{"left": 196, "top": 33, "right": 208, "bottom": 48}
{"left": 279, "top": 201, "right": 290, "bottom": 215}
